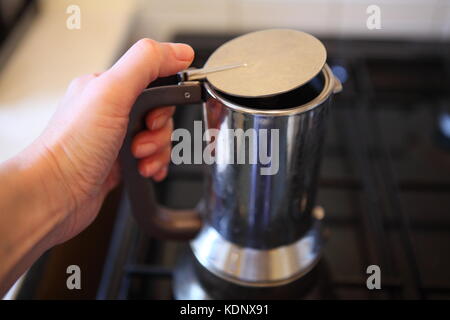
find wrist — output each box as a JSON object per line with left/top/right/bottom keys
{"left": 0, "top": 141, "right": 74, "bottom": 293}
{"left": 14, "top": 138, "right": 76, "bottom": 246}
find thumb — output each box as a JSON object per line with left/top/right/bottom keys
{"left": 86, "top": 39, "right": 194, "bottom": 117}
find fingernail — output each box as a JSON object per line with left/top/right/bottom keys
{"left": 170, "top": 43, "right": 194, "bottom": 61}
{"left": 151, "top": 115, "right": 168, "bottom": 130}
{"left": 136, "top": 142, "right": 157, "bottom": 157}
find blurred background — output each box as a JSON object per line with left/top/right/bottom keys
{"left": 1, "top": 0, "right": 449, "bottom": 161}
{"left": 1, "top": 0, "right": 450, "bottom": 300}
{"left": 1, "top": 0, "right": 449, "bottom": 160}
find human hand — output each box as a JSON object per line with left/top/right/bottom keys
{"left": 34, "top": 39, "right": 194, "bottom": 244}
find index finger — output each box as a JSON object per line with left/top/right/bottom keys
{"left": 87, "top": 39, "right": 194, "bottom": 116}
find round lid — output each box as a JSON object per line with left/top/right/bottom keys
{"left": 204, "top": 29, "right": 327, "bottom": 98}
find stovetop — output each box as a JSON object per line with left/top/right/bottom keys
{"left": 97, "top": 33, "right": 450, "bottom": 300}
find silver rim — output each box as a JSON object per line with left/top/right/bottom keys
{"left": 204, "top": 64, "right": 340, "bottom": 116}
{"left": 190, "top": 208, "right": 324, "bottom": 287}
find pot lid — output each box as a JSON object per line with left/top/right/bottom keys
{"left": 204, "top": 29, "right": 327, "bottom": 98}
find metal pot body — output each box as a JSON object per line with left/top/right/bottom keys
{"left": 190, "top": 65, "right": 340, "bottom": 286}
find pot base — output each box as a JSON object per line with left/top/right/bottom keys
{"left": 173, "top": 244, "right": 326, "bottom": 300}
{"left": 173, "top": 206, "right": 326, "bottom": 299}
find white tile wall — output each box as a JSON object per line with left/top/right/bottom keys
{"left": 338, "top": 0, "right": 440, "bottom": 38}
{"left": 435, "top": 3, "right": 450, "bottom": 39}
{"left": 131, "top": 0, "right": 234, "bottom": 41}
{"left": 238, "top": 1, "right": 333, "bottom": 34}
{"left": 131, "top": 0, "right": 450, "bottom": 41}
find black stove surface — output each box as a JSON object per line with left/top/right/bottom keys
{"left": 97, "top": 33, "right": 450, "bottom": 300}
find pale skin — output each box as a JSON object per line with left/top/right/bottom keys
{"left": 0, "top": 39, "right": 195, "bottom": 296}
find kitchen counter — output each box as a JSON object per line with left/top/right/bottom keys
{"left": 0, "top": 0, "right": 137, "bottom": 162}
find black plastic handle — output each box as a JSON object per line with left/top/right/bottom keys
{"left": 120, "top": 82, "right": 203, "bottom": 240}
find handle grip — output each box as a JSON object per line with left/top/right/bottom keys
{"left": 120, "top": 82, "right": 203, "bottom": 240}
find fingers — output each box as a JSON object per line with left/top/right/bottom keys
{"left": 110, "top": 40, "right": 194, "bottom": 81}
{"left": 131, "top": 106, "right": 174, "bottom": 181}
{"left": 145, "top": 106, "right": 175, "bottom": 131}
{"left": 131, "top": 118, "right": 173, "bottom": 158}
{"left": 137, "top": 145, "right": 171, "bottom": 178}
{"left": 88, "top": 39, "right": 194, "bottom": 116}
{"left": 134, "top": 116, "right": 172, "bottom": 180}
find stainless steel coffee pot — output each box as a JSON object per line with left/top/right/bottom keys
{"left": 120, "top": 29, "right": 342, "bottom": 297}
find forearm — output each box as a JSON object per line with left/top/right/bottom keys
{"left": 0, "top": 141, "right": 69, "bottom": 296}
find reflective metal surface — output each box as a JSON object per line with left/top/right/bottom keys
{"left": 174, "top": 237, "right": 325, "bottom": 299}
{"left": 178, "top": 63, "right": 247, "bottom": 81}
{"left": 180, "top": 65, "right": 339, "bottom": 285}
{"left": 191, "top": 207, "right": 324, "bottom": 286}
{"left": 200, "top": 65, "right": 337, "bottom": 250}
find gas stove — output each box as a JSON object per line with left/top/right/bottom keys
{"left": 96, "top": 33, "right": 450, "bottom": 300}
